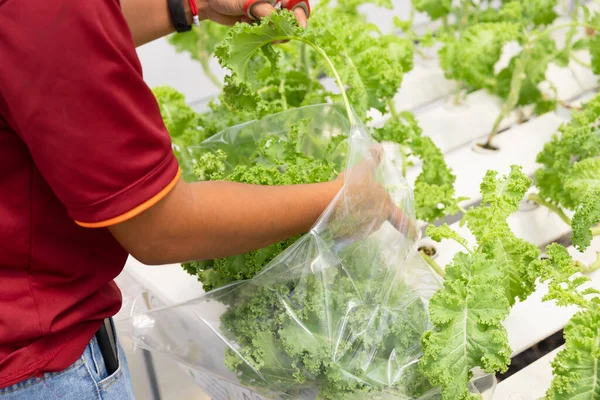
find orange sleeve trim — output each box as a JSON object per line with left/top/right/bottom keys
{"left": 75, "top": 168, "right": 181, "bottom": 228}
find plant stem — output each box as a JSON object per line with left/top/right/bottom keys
{"left": 387, "top": 98, "right": 399, "bottom": 119}
{"left": 279, "top": 79, "right": 288, "bottom": 110}
{"left": 547, "top": 79, "right": 559, "bottom": 99}
{"left": 592, "top": 225, "right": 600, "bottom": 237}
{"left": 529, "top": 22, "right": 595, "bottom": 44}
{"left": 299, "top": 39, "right": 356, "bottom": 125}
{"left": 528, "top": 193, "right": 573, "bottom": 226}
{"left": 565, "top": 0, "right": 580, "bottom": 43}
{"left": 420, "top": 251, "right": 445, "bottom": 278}
{"left": 581, "top": 252, "right": 600, "bottom": 273}
{"left": 399, "top": 145, "right": 409, "bottom": 177}
{"left": 486, "top": 112, "right": 505, "bottom": 147}
{"left": 453, "top": 84, "right": 463, "bottom": 105}
{"left": 571, "top": 53, "right": 591, "bottom": 68}
{"left": 414, "top": 46, "right": 432, "bottom": 60}
{"left": 254, "top": 34, "right": 355, "bottom": 124}
{"left": 485, "top": 55, "right": 526, "bottom": 147}
{"left": 559, "top": 100, "right": 583, "bottom": 110}
{"left": 300, "top": 43, "right": 313, "bottom": 93}
{"left": 459, "top": 1, "right": 472, "bottom": 27}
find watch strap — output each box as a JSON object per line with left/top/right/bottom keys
{"left": 168, "top": 0, "right": 192, "bottom": 33}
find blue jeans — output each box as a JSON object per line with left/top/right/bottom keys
{"left": 0, "top": 320, "right": 136, "bottom": 399}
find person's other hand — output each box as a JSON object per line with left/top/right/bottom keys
{"left": 328, "top": 145, "right": 416, "bottom": 243}
{"left": 198, "top": 0, "right": 309, "bottom": 27}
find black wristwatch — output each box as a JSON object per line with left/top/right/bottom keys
{"left": 168, "top": 0, "right": 192, "bottom": 32}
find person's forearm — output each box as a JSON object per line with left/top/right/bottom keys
{"left": 110, "top": 179, "right": 342, "bottom": 265}
{"left": 120, "top": 0, "right": 194, "bottom": 47}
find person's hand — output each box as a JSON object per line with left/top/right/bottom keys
{"left": 198, "top": 0, "right": 309, "bottom": 27}
{"left": 326, "top": 145, "right": 417, "bottom": 244}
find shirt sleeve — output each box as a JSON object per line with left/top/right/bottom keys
{"left": 0, "top": 0, "right": 181, "bottom": 227}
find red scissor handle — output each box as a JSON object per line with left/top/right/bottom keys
{"left": 287, "top": 0, "right": 310, "bottom": 19}
{"left": 243, "top": 0, "right": 278, "bottom": 20}
{"left": 243, "top": 0, "right": 311, "bottom": 21}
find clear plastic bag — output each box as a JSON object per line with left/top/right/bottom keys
{"left": 130, "top": 104, "right": 488, "bottom": 399}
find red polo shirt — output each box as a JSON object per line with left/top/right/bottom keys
{"left": 0, "top": 0, "right": 180, "bottom": 388}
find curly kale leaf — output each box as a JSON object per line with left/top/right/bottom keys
{"left": 419, "top": 251, "right": 512, "bottom": 400}
{"left": 214, "top": 8, "right": 411, "bottom": 120}
{"left": 501, "top": 0, "right": 558, "bottom": 27}
{"left": 495, "top": 36, "right": 558, "bottom": 111}
{"left": 538, "top": 243, "right": 600, "bottom": 308}
{"left": 439, "top": 22, "right": 521, "bottom": 91}
{"left": 220, "top": 241, "right": 435, "bottom": 399}
{"left": 537, "top": 245, "right": 600, "bottom": 399}
{"left": 374, "top": 112, "right": 463, "bottom": 222}
{"left": 153, "top": 86, "right": 202, "bottom": 139}
{"left": 590, "top": 34, "right": 600, "bottom": 75}
{"left": 152, "top": 86, "right": 259, "bottom": 179}
{"left": 212, "top": 11, "right": 327, "bottom": 118}
{"left": 571, "top": 190, "right": 600, "bottom": 252}
{"left": 461, "top": 166, "right": 540, "bottom": 304}
{"left": 420, "top": 166, "right": 540, "bottom": 399}
{"left": 152, "top": 86, "right": 209, "bottom": 180}
{"left": 535, "top": 93, "right": 600, "bottom": 251}
{"left": 463, "top": 165, "right": 532, "bottom": 241}
{"left": 308, "top": 1, "right": 412, "bottom": 116}
{"left": 413, "top": 0, "right": 452, "bottom": 20}
{"left": 564, "top": 158, "right": 600, "bottom": 250}
{"left": 546, "top": 299, "right": 600, "bottom": 400}
{"left": 193, "top": 149, "right": 227, "bottom": 181}
{"left": 186, "top": 123, "right": 340, "bottom": 291}
{"left": 200, "top": 97, "right": 253, "bottom": 137}
{"left": 427, "top": 223, "right": 470, "bottom": 250}
{"left": 536, "top": 94, "right": 600, "bottom": 208}
{"left": 214, "top": 12, "right": 305, "bottom": 82}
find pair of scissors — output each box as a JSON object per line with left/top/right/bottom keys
{"left": 243, "top": 0, "right": 311, "bottom": 21}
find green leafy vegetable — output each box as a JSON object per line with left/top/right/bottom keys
{"left": 421, "top": 165, "right": 541, "bottom": 399}
{"left": 185, "top": 121, "right": 341, "bottom": 291}
{"left": 439, "top": 22, "right": 521, "bottom": 92}
{"left": 546, "top": 299, "right": 600, "bottom": 400}
{"left": 408, "top": 0, "right": 600, "bottom": 146}
{"left": 219, "top": 243, "right": 437, "bottom": 399}
{"left": 534, "top": 93, "right": 600, "bottom": 251}
{"left": 152, "top": 86, "right": 208, "bottom": 180}
{"left": 420, "top": 165, "right": 600, "bottom": 399}
{"left": 374, "top": 112, "right": 465, "bottom": 223}
{"left": 413, "top": 0, "right": 452, "bottom": 20}
{"left": 157, "top": 6, "right": 459, "bottom": 223}
{"left": 534, "top": 244, "right": 600, "bottom": 399}
{"left": 152, "top": 3, "right": 600, "bottom": 400}
{"left": 495, "top": 37, "right": 558, "bottom": 110}
{"left": 420, "top": 251, "right": 511, "bottom": 400}
{"left": 162, "top": 8, "right": 452, "bottom": 399}
{"left": 214, "top": 5, "right": 411, "bottom": 121}
{"left": 426, "top": 224, "right": 470, "bottom": 251}
{"left": 539, "top": 243, "right": 599, "bottom": 308}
